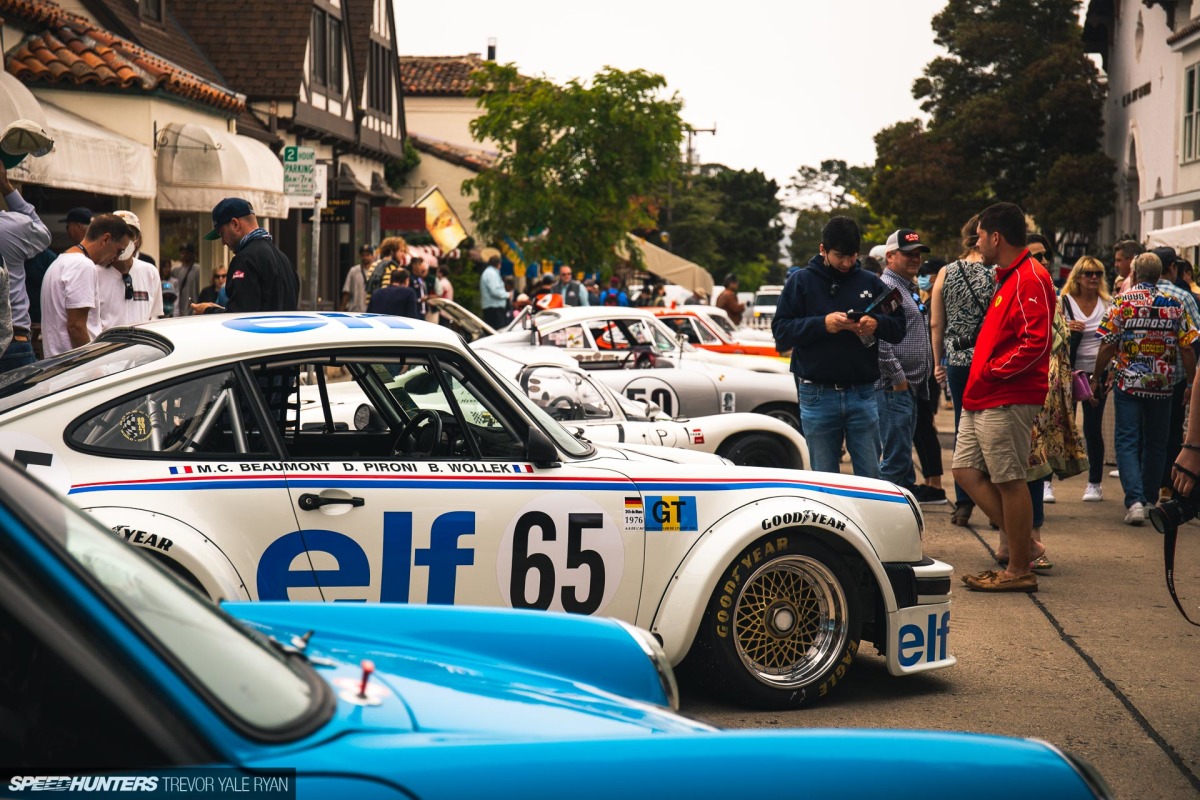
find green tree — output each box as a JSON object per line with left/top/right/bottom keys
{"left": 465, "top": 62, "right": 685, "bottom": 273}
{"left": 878, "top": 0, "right": 1113, "bottom": 246}
{"left": 787, "top": 160, "right": 881, "bottom": 265}
{"left": 704, "top": 164, "right": 785, "bottom": 283}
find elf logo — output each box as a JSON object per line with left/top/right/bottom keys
{"left": 897, "top": 610, "right": 950, "bottom": 667}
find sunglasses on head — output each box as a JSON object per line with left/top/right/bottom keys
{"left": 910, "top": 291, "right": 928, "bottom": 314}
{"left": 122, "top": 273, "right": 134, "bottom": 300}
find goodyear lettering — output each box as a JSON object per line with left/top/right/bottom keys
{"left": 897, "top": 610, "right": 951, "bottom": 668}
{"left": 817, "top": 642, "right": 858, "bottom": 696}
{"left": 760, "top": 509, "right": 847, "bottom": 532}
{"left": 716, "top": 536, "right": 788, "bottom": 638}
{"left": 256, "top": 511, "right": 475, "bottom": 602}
{"left": 112, "top": 525, "right": 173, "bottom": 552}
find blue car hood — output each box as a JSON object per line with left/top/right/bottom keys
{"left": 223, "top": 603, "right": 705, "bottom": 742}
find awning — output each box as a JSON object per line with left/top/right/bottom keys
{"left": 0, "top": 71, "right": 46, "bottom": 129}
{"left": 623, "top": 234, "right": 715, "bottom": 296}
{"left": 8, "top": 97, "right": 154, "bottom": 198}
{"left": 156, "top": 122, "right": 286, "bottom": 218}
{"left": 1146, "top": 220, "right": 1200, "bottom": 249}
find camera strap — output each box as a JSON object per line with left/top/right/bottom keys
{"left": 1164, "top": 515, "right": 1200, "bottom": 627}
{"left": 958, "top": 263, "right": 988, "bottom": 316}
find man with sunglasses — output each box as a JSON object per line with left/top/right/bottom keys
{"left": 877, "top": 229, "right": 939, "bottom": 502}
{"left": 773, "top": 216, "right": 906, "bottom": 478}
{"left": 88, "top": 211, "right": 164, "bottom": 337}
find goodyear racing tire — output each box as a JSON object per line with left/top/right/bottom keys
{"left": 695, "top": 534, "right": 861, "bottom": 709}
{"left": 755, "top": 403, "right": 800, "bottom": 432}
{"left": 718, "top": 433, "right": 795, "bottom": 469}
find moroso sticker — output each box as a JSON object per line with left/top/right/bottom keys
{"left": 645, "top": 495, "right": 697, "bottom": 532}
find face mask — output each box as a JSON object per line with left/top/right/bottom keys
{"left": 118, "top": 241, "right": 136, "bottom": 261}
{"left": 917, "top": 275, "right": 932, "bottom": 292}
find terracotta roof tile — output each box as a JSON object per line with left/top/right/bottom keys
{"left": 409, "top": 132, "right": 496, "bottom": 173}
{"left": 0, "top": 0, "right": 244, "bottom": 114}
{"left": 400, "top": 54, "right": 489, "bottom": 97}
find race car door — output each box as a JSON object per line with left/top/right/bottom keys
{"left": 251, "top": 347, "right": 646, "bottom": 623}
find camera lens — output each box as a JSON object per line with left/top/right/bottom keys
{"left": 1150, "top": 497, "right": 1198, "bottom": 535}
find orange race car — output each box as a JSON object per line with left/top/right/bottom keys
{"left": 651, "top": 307, "right": 781, "bottom": 357}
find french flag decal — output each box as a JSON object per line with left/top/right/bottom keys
{"left": 169, "top": 466, "right": 194, "bottom": 475}
{"left": 511, "top": 464, "right": 534, "bottom": 473}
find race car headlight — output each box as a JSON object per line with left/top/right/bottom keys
{"left": 616, "top": 621, "right": 680, "bottom": 711}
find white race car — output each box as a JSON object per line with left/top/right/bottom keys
{"left": 0, "top": 312, "right": 954, "bottom": 709}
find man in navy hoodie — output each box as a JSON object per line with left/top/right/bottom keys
{"left": 772, "top": 216, "right": 906, "bottom": 478}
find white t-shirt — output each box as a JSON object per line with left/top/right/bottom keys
{"left": 41, "top": 251, "right": 97, "bottom": 357}
{"left": 89, "top": 258, "right": 164, "bottom": 337}
{"left": 1065, "top": 294, "right": 1111, "bottom": 374}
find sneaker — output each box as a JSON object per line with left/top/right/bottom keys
{"left": 1082, "top": 483, "right": 1103, "bottom": 502}
{"left": 1109, "top": 468, "right": 1120, "bottom": 478}
{"left": 912, "top": 485, "right": 948, "bottom": 505}
{"left": 1043, "top": 480, "right": 1055, "bottom": 503}
{"left": 1124, "top": 502, "right": 1145, "bottom": 526}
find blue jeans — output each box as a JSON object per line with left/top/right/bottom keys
{"left": 877, "top": 386, "right": 917, "bottom": 487}
{"left": 1113, "top": 390, "right": 1171, "bottom": 508}
{"left": 946, "top": 364, "right": 972, "bottom": 506}
{"left": 799, "top": 382, "right": 881, "bottom": 479}
{"left": 0, "top": 339, "right": 35, "bottom": 374}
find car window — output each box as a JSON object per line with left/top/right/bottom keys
{"left": 660, "top": 317, "right": 699, "bottom": 344}
{"left": 517, "top": 365, "right": 612, "bottom": 421}
{"left": 691, "top": 319, "right": 721, "bottom": 345}
{"left": 707, "top": 313, "right": 740, "bottom": 337}
{"left": 0, "top": 340, "right": 167, "bottom": 415}
{"left": 543, "top": 324, "right": 588, "bottom": 349}
{"left": 258, "top": 350, "right": 527, "bottom": 461}
{"left": 69, "top": 370, "right": 272, "bottom": 456}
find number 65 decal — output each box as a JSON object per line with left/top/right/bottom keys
{"left": 497, "top": 494, "right": 624, "bottom": 615}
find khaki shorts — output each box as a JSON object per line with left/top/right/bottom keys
{"left": 952, "top": 404, "right": 1040, "bottom": 485}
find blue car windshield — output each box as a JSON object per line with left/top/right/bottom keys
{"left": 53, "top": 498, "right": 318, "bottom": 732}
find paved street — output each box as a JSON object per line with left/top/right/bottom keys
{"left": 683, "top": 419, "right": 1200, "bottom": 800}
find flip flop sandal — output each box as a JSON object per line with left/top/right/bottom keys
{"left": 1031, "top": 554, "right": 1053, "bottom": 572}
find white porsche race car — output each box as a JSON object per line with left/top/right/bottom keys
{"left": 0, "top": 312, "right": 954, "bottom": 709}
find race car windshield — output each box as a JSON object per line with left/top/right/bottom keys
{"left": 12, "top": 465, "right": 326, "bottom": 739}
{"left": 0, "top": 340, "right": 167, "bottom": 416}
{"left": 707, "top": 314, "right": 740, "bottom": 337}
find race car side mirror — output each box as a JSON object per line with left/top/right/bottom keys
{"left": 527, "top": 426, "right": 560, "bottom": 469}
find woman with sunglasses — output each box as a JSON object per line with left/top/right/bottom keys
{"left": 1060, "top": 256, "right": 1112, "bottom": 502}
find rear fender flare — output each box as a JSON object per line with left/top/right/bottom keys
{"left": 646, "top": 497, "right": 897, "bottom": 665}
{"left": 80, "top": 506, "right": 250, "bottom": 601}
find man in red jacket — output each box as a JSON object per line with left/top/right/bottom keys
{"left": 953, "top": 202, "right": 1054, "bottom": 593}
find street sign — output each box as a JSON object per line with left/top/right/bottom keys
{"left": 284, "top": 145, "right": 316, "bottom": 208}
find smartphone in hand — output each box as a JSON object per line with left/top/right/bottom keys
{"left": 846, "top": 310, "right": 865, "bottom": 321}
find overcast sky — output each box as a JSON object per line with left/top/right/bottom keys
{"left": 395, "top": 0, "right": 949, "bottom": 193}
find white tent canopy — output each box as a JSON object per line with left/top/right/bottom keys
{"left": 156, "top": 122, "right": 286, "bottom": 218}
{"left": 1146, "top": 220, "right": 1200, "bottom": 250}
{"left": 624, "top": 234, "right": 714, "bottom": 296}
{"left": 8, "top": 96, "right": 154, "bottom": 198}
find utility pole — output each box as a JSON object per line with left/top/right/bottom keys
{"left": 684, "top": 123, "right": 717, "bottom": 170}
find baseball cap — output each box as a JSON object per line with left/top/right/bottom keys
{"left": 113, "top": 210, "right": 141, "bottom": 232}
{"left": 204, "top": 197, "right": 254, "bottom": 240}
{"left": 868, "top": 244, "right": 888, "bottom": 261}
{"left": 0, "top": 120, "right": 53, "bottom": 169}
{"left": 885, "top": 228, "right": 931, "bottom": 254}
{"left": 1152, "top": 246, "right": 1178, "bottom": 271}
{"left": 359, "top": 243, "right": 373, "bottom": 254}
{"left": 62, "top": 207, "right": 92, "bottom": 225}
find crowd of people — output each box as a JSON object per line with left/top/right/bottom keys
{"left": 773, "top": 206, "right": 1200, "bottom": 595}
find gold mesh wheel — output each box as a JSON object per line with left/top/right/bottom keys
{"left": 732, "top": 555, "right": 849, "bottom": 688}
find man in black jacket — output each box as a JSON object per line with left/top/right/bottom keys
{"left": 193, "top": 198, "right": 299, "bottom": 314}
{"left": 772, "top": 216, "right": 905, "bottom": 478}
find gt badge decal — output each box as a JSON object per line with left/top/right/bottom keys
{"left": 645, "top": 495, "right": 697, "bottom": 532}
{"left": 119, "top": 410, "right": 152, "bottom": 442}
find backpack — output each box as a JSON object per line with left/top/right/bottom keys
{"left": 602, "top": 289, "right": 621, "bottom": 306}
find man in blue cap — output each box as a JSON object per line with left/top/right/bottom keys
{"left": 191, "top": 198, "right": 298, "bottom": 314}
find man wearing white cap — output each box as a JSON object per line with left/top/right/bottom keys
{"left": 89, "top": 210, "right": 163, "bottom": 335}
